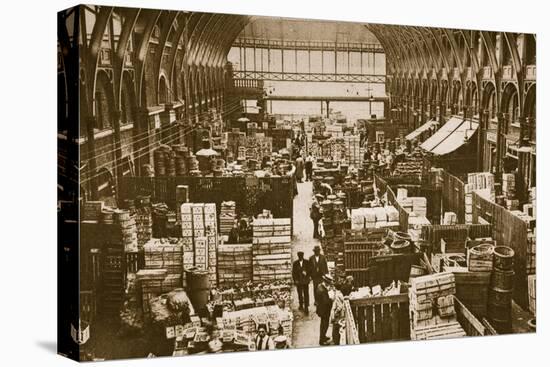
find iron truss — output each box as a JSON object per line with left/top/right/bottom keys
{"left": 233, "top": 37, "right": 385, "bottom": 53}
{"left": 233, "top": 70, "right": 386, "bottom": 83}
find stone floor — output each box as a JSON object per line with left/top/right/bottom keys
{"left": 290, "top": 180, "right": 332, "bottom": 349}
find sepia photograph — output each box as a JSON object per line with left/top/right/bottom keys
{"left": 56, "top": 4, "right": 537, "bottom": 362}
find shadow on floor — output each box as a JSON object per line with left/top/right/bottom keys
{"left": 36, "top": 340, "right": 57, "bottom": 354}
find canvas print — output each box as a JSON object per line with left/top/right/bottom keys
{"left": 57, "top": 5, "right": 537, "bottom": 362}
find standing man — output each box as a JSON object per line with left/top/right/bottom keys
{"left": 310, "top": 194, "right": 324, "bottom": 239}
{"left": 309, "top": 245, "right": 328, "bottom": 304}
{"left": 292, "top": 251, "right": 311, "bottom": 315}
{"left": 295, "top": 154, "right": 305, "bottom": 183}
{"left": 305, "top": 152, "right": 314, "bottom": 181}
{"left": 316, "top": 274, "right": 334, "bottom": 346}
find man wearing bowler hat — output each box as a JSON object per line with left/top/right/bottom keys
{"left": 292, "top": 251, "right": 311, "bottom": 314}
{"left": 316, "top": 274, "right": 334, "bottom": 345}
{"left": 309, "top": 245, "right": 328, "bottom": 304}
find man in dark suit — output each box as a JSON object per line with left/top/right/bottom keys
{"left": 316, "top": 274, "right": 334, "bottom": 345}
{"left": 292, "top": 251, "right": 311, "bottom": 314}
{"left": 309, "top": 245, "right": 329, "bottom": 304}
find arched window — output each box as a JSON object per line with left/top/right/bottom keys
{"left": 121, "top": 72, "right": 135, "bottom": 125}
{"left": 507, "top": 91, "right": 519, "bottom": 124}
{"left": 94, "top": 72, "right": 113, "bottom": 130}
{"left": 159, "top": 75, "right": 168, "bottom": 105}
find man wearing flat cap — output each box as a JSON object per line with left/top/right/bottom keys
{"left": 316, "top": 274, "right": 334, "bottom": 345}
{"left": 292, "top": 251, "right": 311, "bottom": 314}
{"left": 309, "top": 245, "right": 328, "bottom": 305}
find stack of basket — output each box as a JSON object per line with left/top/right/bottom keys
{"left": 114, "top": 209, "right": 138, "bottom": 252}
{"left": 488, "top": 246, "right": 515, "bottom": 334}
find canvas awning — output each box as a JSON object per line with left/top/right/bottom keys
{"left": 420, "top": 116, "right": 479, "bottom": 156}
{"left": 405, "top": 119, "right": 439, "bottom": 141}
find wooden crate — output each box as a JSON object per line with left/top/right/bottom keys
{"left": 349, "top": 294, "right": 410, "bottom": 342}
{"left": 453, "top": 271, "right": 491, "bottom": 318}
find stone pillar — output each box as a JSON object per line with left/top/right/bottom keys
{"left": 111, "top": 109, "right": 124, "bottom": 187}
{"left": 495, "top": 112, "right": 507, "bottom": 178}
{"left": 86, "top": 116, "right": 99, "bottom": 200}
{"left": 134, "top": 108, "right": 151, "bottom": 176}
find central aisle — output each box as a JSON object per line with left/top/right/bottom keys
{"left": 290, "top": 181, "right": 327, "bottom": 348}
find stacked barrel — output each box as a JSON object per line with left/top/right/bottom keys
{"left": 488, "top": 246, "right": 515, "bottom": 334}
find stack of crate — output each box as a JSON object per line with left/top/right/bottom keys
{"left": 465, "top": 172, "right": 495, "bottom": 223}
{"left": 219, "top": 201, "right": 236, "bottom": 236}
{"left": 82, "top": 201, "right": 104, "bottom": 221}
{"left": 102, "top": 247, "right": 126, "bottom": 316}
{"left": 502, "top": 173, "right": 518, "bottom": 210}
{"left": 409, "top": 272, "right": 463, "bottom": 340}
{"left": 344, "top": 135, "right": 362, "bottom": 167}
{"left": 181, "top": 237, "right": 194, "bottom": 288}
{"left": 410, "top": 197, "right": 427, "bottom": 217}
{"left": 135, "top": 207, "right": 152, "bottom": 248}
{"left": 217, "top": 244, "right": 253, "bottom": 287}
{"left": 252, "top": 218, "right": 292, "bottom": 283}
{"left": 143, "top": 239, "right": 183, "bottom": 293}
{"left": 136, "top": 268, "right": 167, "bottom": 319}
{"left": 181, "top": 203, "right": 219, "bottom": 287}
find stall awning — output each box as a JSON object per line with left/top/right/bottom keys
{"left": 405, "top": 119, "right": 438, "bottom": 141}
{"left": 420, "top": 116, "right": 479, "bottom": 156}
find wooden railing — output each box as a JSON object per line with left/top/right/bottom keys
{"left": 349, "top": 294, "right": 410, "bottom": 343}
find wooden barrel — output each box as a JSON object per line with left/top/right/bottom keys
{"left": 393, "top": 231, "right": 412, "bottom": 242}
{"left": 491, "top": 268, "right": 515, "bottom": 290}
{"left": 493, "top": 246, "right": 515, "bottom": 271}
{"left": 185, "top": 268, "right": 210, "bottom": 312}
{"left": 489, "top": 317, "right": 512, "bottom": 334}
{"left": 468, "top": 244, "right": 494, "bottom": 272}
{"left": 390, "top": 239, "right": 411, "bottom": 253}
{"left": 489, "top": 287, "right": 513, "bottom": 306}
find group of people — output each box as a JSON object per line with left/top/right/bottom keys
{"left": 295, "top": 152, "right": 315, "bottom": 183}
{"left": 292, "top": 246, "right": 355, "bottom": 346}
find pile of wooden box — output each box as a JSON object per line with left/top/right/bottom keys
{"left": 219, "top": 201, "right": 236, "bottom": 237}
{"left": 343, "top": 135, "right": 362, "bottom": 167}
{"left": 393, "top": 158, "right": 423, "bottom": 176}
{"left": 442, "top": 212, "right": 457, "bottom": 225}
{"left": 82, "top": 201, "right": 104, "bottom": 221}
{"left": 135, "top": 207, "right": 152, "bottom": 248}
{"left": 252, "top": 218, "right": 292, "bottom": 283}
{"left": 465, "top": 172, "right": 495, "bottom": 224}
{"left": 136, "top": 268, "right": 168, "bottom": 318}
{"left": 219, "top": 305, "right": 293, "bottom": 340}
{"left": 350, "top": 206, "right": 399, "bottom": 230}
{"left": 181, "top": 203, "right": 219, "bottom": 287}
{"left": 143, "top": 239, "right": 184, "bottom": 293}
{"left": 217, "top": 244, "right": 253, "bottom": 287}
{"left": 502, "top": 172, "right": 516, "bottom": 199}
{"left": 409, "top": 273, "right": 466, "bottom": 340}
